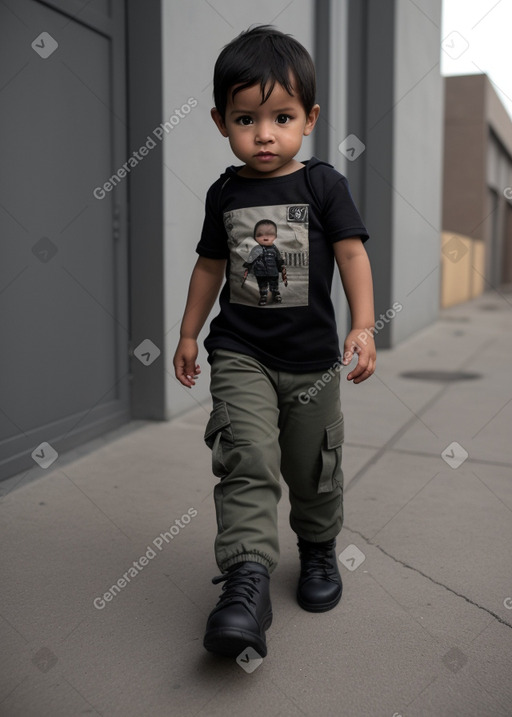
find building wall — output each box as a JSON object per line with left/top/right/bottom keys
{"left": 443, "top": 75, "right": 486, "bottom": 239}
{"left": 504, "top": 203, "right": 512, "bottom": 284}
{"left": 161, "top": 0, "right": 315, "bottom": 418}
{"left": 391, "top": 0, "right": 444, "bottom": 343}
{"left": 326, "top": 0, "right": 350, "bottom": 345}
{"left": 347, "top": 0, "right": 396, "bottom": 347}
{"left": 440, "top": 232, "right": 485, "bottom": 308}
{"left": 485, "top": 78, "right": 512, "bottom": 286}
{"left": 346, "top": 0, "right": 444, "bottom": 347}
{"left": 442, "top": 74, "right": 512, "bottom": 305}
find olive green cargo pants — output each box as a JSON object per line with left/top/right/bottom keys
{"left": 204, "top": 349, "right": 344, "bottom": 574}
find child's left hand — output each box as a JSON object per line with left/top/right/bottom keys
{"left": 341, "top": 329, "right": 376, "bottom": 384}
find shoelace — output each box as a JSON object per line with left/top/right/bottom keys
{"left": 299, "top": 544, "right": 337, "bottom": 580}
{"left": 211, "top": 567, "right": 261, "bottom": 607}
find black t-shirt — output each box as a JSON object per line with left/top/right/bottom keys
{"left": 196, "top": 156, "right": 369, "bottom": 372}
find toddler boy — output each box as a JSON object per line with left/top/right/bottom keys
{"left": 173, "top": 25, "right": 376, "bottom": 659}
{"left": 243, "top": 219, "right": 287, "bottom": 305}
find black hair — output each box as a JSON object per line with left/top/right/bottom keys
{"left": 213, "top": 25, "right": 316, "bottom": 120}
{"left": 254, "top": 219, "right": 277, "bottom": 238}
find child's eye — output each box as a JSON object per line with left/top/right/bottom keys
{"left": 236, "top": 115, "right": 253, "bottom": 125}
{"left": 276, "top": 114, "right": 292, "bottom": 124}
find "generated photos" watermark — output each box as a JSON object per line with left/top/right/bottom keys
{"left": 93, "top": 507, "right": 197, "bottom": 610}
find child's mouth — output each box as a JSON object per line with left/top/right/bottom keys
{"left": 256, "top": 152, "right": 276, "bottom": 160}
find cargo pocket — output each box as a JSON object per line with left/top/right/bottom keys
{"left": 317, "top": 415, "right": 344, "bottom": 493}
{"left": 204, "top": 401, "right": 234, "bottom": 478}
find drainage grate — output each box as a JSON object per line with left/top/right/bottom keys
{"left": 399, "top": 370, "right": 482, "bottom": 382}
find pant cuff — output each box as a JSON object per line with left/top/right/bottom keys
{"left": 218, "top": 549, "right": 276, "bottom": 574}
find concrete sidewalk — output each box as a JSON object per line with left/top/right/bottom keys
{"left": 1, "top": 289, "right": 512, "bottom": 717}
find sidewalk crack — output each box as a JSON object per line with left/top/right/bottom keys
{"left": 344, "top": 525, "right": 512, "bottom": 630}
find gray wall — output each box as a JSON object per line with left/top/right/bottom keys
{"left": 161, "top": 0, "right": 315, "bottom": 418}
{"left": 127, "top": 0, "right": 166, "bottom": 420}
{"left": 346, "top": 0, "right": 443, "bottom": 348}
{"left": 391, "top": 0, "right": 444, "bottom": 343}
{"left": 326, "top": 0, "right": 350, "bottom": 344}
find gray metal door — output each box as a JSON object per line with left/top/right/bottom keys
{"left": 0, "top": 0, "right": 130, "bottom": 480}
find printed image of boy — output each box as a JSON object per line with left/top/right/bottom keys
{"left": 173, "top": 25, "right": 376, "bottom": 660}
{"left": 242, "top": 219, "right": 288, "bottom": 305}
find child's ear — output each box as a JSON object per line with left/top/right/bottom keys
{"left": 303, "top": 104, "right": 320, "bottom": 136}
{"left": 211, "top": 108, "right": 229, "bottom": 137}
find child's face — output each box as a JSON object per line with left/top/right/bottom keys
{"left": 211, "top": 79, "right": 319, "bottom": 178}
{"left": 255, "top": 224, "right": 277, "bottom": 246}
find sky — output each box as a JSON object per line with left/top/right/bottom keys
{"left": 441, "top": 0, "right": 512, "bottom": 120}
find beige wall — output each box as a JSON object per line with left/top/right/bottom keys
{"left": 441, "top": 232, "right": 485, "bottom": 308}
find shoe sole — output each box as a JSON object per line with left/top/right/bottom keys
{"left": 296, "top": 589, "right": 342, "bottom": 613}
{"left": 203, "top": 613, "right": 272, "bottom": 658}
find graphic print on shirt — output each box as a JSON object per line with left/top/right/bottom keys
{"left": 223, "top": 204, "right": 309, "bottom": 308}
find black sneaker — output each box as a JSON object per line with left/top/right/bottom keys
{"left": 258, "top": 295, "right": 267, "bottom": 306}
{"left": 296, "top": 537, "right": 342, "bottom": 612}
{"left": 203, "top": 561, "right": 273, "bottom": 657}
{"left": 272, "top": 291, "right": 282, "bottom": 303}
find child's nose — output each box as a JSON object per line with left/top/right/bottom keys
{"left": 255, "top": 121, "right": 275, "bottom": 143}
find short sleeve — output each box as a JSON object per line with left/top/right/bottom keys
{"left": 195, "top": 184, "right": 230, "bottom": 259}
{"left": 321, "top": 175, "right": 369, "bottom": 244}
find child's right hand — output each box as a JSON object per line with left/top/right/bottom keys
{"left": 173, "top": 338, "right": 201, "bottom": 388}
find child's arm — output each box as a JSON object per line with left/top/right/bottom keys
{"left": 334, "top": 238, "right": 376, "bottom": 384}
{"left": 173, "top": 256, "right": 226, "bottom": 388}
